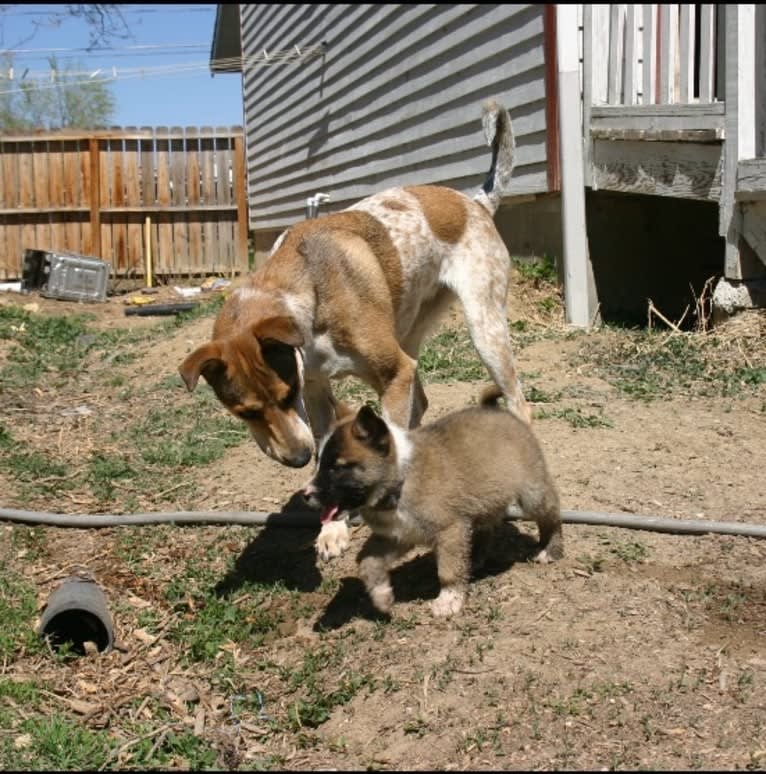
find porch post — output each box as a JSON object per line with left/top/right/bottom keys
{"left": 721, "top": 4, "right": 756, "bottom": 279}
{"left": 556, "top": 3, "right": 595, "bottom": 327}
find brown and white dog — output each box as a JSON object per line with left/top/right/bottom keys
{"left": 178, "top": 99, "right": 530, "bottom": 556}
{"left": 304, "top": 386, "right": 564, "bottom": 617}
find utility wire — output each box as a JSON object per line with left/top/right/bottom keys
{"left": 0, "top": 46, "right": 325, "bottom": 96}
{"left": 0, "top": 43, "right": 210, "bottom": 59}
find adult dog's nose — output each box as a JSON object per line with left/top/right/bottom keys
{"left": 284, "top": 448, "right": 313, "bottom": 468}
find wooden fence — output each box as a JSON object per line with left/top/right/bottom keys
{"left": 0, "top": 125, "right": 248, "bottom": 280}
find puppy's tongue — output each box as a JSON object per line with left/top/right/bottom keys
{"left": 320, "top": 505, "right": 339, "bottom": 526}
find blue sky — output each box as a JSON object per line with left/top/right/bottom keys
{"left": 0, "top": 3, "right": 244, "bottom": 127}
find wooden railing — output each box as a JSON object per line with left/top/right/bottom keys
{"left": 584, "top": 4, "right": 721, "bottom": 107}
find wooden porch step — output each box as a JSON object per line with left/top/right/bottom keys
{"left": 591, "top": 127, "right": 723, "bottom": 142}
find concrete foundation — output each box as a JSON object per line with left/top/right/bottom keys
{"left": 712, "top": 277, "right": 766, "bottom": 323}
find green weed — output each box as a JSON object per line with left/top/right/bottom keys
{"left": 536, "top": 406, "right": 613, "bottom": 428}
{"left": 0, "top": 427, "right": 76, "bottom": 497}
{"left": 159, "top": 293, "right": 226, "bottom": 331}
{"left": 548, "top": 686, "right": 593, "bottom": 718}
{"left": 0, "top": 307, "right": 93, "bottom": 388}
{"left": 119, "top": 725, "right": 218, "bottom": 769}
{"left": 609, "top": 540, "right": 650, "bottom": 563}
{"left": 0, "top": 569, "right": 43, "bottom": 660}
{"left": 1, "top": 715, "right": 114, "bottom": 770}
{"left": 526, "top": 385, "right": 563, "bottom": 404}
{"left": 403, "top": 717, "right": 430, "bottom": 737}
{"left": 514, "top": 255, "right": 558, "bottom": 285}
{"left": 0, "top": 678, "right": 41, "bottom": 705}
{"left": 87, "top": 452, "right": 139, "bottom": 502}
{"left": 419, "top": 329, "right": 485, "bottom": 382}
{"left": 283, "top": 648, "right": 376, "bottom": 731}
{"left": 128, "top": 390, "right": 247, "bottom": 468}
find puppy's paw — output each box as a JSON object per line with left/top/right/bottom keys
{"left": 369, "top": 583, "right": 394, "bottom": 614}
{"left": 430, "top": 588, "right": 465, "bottom": 618}
{"left": 533, "top": 548, "right": 553, "bottom": 564}
{"left": 315, "top": 519, "right": 351, "bottom": 562}
{"left": 533, "top": 539, "right": 564, "bottom": 564}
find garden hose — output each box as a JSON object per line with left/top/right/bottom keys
{"left": 0, "top": 506, "right": 765, "bottom": 539}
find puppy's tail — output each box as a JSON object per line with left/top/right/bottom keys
{"left": 474, "top": 99, "right": 515, "bottom": 216}
{"left": 479, "top": 384, "right": 505, "bottom": 410}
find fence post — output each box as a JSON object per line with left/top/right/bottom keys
{"left": 88, "top": 137, "right": 102, "bottom": 259}
{"left": 233, "top": 133, "right": 248, "bottom": 271}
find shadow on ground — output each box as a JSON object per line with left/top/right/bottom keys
{"left": 214, "top": 492, "right": 324, "bottom": 596}
{"left": 315, "top": 522, "right": 541, "bottom": 630}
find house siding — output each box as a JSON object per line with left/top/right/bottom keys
{"left": 240, "top": 3, "right": 550, "bottom": 231}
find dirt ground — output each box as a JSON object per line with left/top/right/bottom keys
{"left": 1, "top": 278, "right": 765, "bottom": 770}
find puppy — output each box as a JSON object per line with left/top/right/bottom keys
{"left": 178, "top": 99, "right": 529, "bottom": 557}
{"left": 304, "top": 387, "right": 564, "bottom": 617}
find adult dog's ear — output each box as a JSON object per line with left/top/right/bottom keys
{"left": 178, "top": 342, "right": 225, "bottom": 392}
{"left": 251, "top": 317, "right": 305, "bottom": 384}
{"left": 251, "top": 317, "right": 304, "bottom": 349}
{"left": 352, "top": 404, "right": 390, "bottom": 453}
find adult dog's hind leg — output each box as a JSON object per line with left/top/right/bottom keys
{"left": 448, "top": 257, "right": 531, "bottom": 425}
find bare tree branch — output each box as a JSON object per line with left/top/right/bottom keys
{"left": 0, "top": 4, "right": 132, "bottom": 50}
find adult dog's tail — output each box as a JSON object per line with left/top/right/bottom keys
{"left": 474, "top": 99, "right": 515, "bottom": 216}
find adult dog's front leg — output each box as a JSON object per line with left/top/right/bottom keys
{"left": 378, "top": 350, "right": 420, "bottom": 430}
{"left": 302, "top": 375, "right": 339, "bottom": 454}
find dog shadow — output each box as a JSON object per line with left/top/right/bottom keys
{"left": 314, "top": 522, "right": 540, "bottom": 630}
{"left": 214, "top": 492, "right": 323, "bottom": 598}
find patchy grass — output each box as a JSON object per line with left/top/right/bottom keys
{"left": 0, "top": 570, "right": 42, "bottom": 661}
{"left": 127, "top": 388, "right": 247, "bottom": 468}
{"left": 281, "top": 648, "right": 377, "bottom": 731}
{"left": 535, "top": 406, "right": 614, "bottom": 429}
{"left": 419, "top": 329, "right": 486, "bottom": 383}
{"left": 578, "top": 322, "right": 766, "bottom": 401}
{"left": 1, "top": 714, "right": 115, "bottom": 771}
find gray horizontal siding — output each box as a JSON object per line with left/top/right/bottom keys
{"left": 240, "top": 3, "right": 550, "bottom": 230}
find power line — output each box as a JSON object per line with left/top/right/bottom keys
{"left": 0, "top": 42, "right": 209, "bottom": 55}
{"left": 0, "top": 44, "right": 326, "bottom": 97}
{"left": 0, "top": 42, "right": 211, "bottom": 65}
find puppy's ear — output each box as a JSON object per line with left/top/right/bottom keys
{"left": 352, "top": 405, "right": 390, "bottom": 453}
{"left": 251, "top": 317, "right": 304, "bottom": 349}
{"left": 178, "top": 343, "right": 225, "bottom": 392}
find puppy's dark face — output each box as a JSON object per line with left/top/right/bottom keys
{"left": 306, "top": 405, "right": 397, "bottom": 521}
